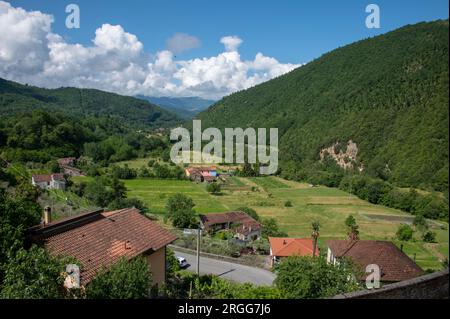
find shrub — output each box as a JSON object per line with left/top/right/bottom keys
{"left": 165, "top": 193, "right": 198, "bottom": 228}
{"left": 138, "top": 166, "right": 151, "bottom": 178}
{"left": 206, "top": 182, "right": 221, "bottom": 195}
{"left": 413, "top": 214, "right": 428, "bottom": 232}
{"left": 110, "top": 164, "right": 137, "bottom": 179}
{"left": 86, "top": 257, "right": 152, "bottom": 299}
{"left": 284, "top": 200, "right": 293, "bottom": 207}
{"left": 147, "top": 159, "right": 156, "bottom": 167}
{"left": 274, "top": 256, "right": 359, "bottom": 299}
{"left": 0, "top": 246, "right": 69, "bottom": 299}
{"left": 396, "top": 224, "right": 414, "bottom": 241}
{"left": 261, "top": 218, "right": 288, "bottom": 238}
{"left": 422, "top": 231, "right": 437, "bottom": 243}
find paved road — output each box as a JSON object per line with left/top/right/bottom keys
{"left": 173, "top": 250, "right": 275, "bottom": 286}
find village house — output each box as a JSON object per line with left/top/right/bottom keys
{"left": 199, "top": 211, "right": 262, "bottom": 241}
{"left": 60, "top": 165, "right": 84, "bottom": 177}
{"left": 326, "top": 240, "right": 424, "bottom": 283}
{"left": 268, "top": 237, "right": 319, "bottom": 267}
{"left": 185, "top": 166, "right": 218, "bottom": 183}
{"left": 31, "top": 173, "right": 66, "bottom": 190}
{"left": 57, "top": 157, "right": 84, "bottom": 176}
{"left": 57, "top": 157, "right": 76, "bottom": 167}
{"left": 27, "top": 207, "right": 177, "bottom": 288}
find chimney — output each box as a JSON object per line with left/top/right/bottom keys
{"left": 44, "top": 206, "right": 52, "bottom": 225}
{"left": 283, "top": 240, "right": 287, "bottom": 245}
{"left": 125, "top": 240, "right": 132, "bottom": 250}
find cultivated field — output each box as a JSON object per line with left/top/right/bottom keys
{"left": 123, "top": 179, "right": 227, "bottom": 213}
{"left": 72, "top": 173, "right": 449, "bottom": 270}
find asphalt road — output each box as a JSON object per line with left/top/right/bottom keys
{"left": 173, "top": 250, "right": 276, "bottom": 286}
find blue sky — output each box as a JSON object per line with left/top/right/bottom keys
{"left": 2, "top": 0, "right": 448, "bottom": 98}
{"left": 10, "top": 0, "right": 449, "bottom": 63}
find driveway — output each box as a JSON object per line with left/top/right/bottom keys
{"left": 173, "top": 250, "right": 276, "bottom": 286}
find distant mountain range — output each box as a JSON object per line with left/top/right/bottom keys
{"left": 137, "top": 96, "right": 216, "bottom": 119}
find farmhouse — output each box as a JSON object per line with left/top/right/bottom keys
{"left": 326, "top": 240, "right": 424, "bottom": 282}
{"left": 31, "top": 173, "right": 66, "bottom": 190}
{"left": 57, "top": 157, "right": 84, "bottom": 176}
{"left": 27, "top": 207, "right": 177, "bottom": 287}
{"left": 60, "top": 165, "right": 84, "bottom": 176}
{"left": 185, "top": 166, "right": 218, "bottom": 183}
{"left": 57, "top": 157, "right": 76, "bottom": 167}
{"left": 268, "top": 237, "right": 319, "bottom": 267}
{"left": 200, "top": 211, "right": 261, "bottom": 241}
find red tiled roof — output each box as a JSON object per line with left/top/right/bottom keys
{"left": 327, "top": 240, "right": 424, "bottom": 282}
{"left": 32, "top": 173, "right": 65, "bottom": 183}
{"left": 269, "top": 237, "right": 318, "bottom": 257}
{"left": 186, "top": 166, "right": 217, "bottom": 173}
{"left": 34, "top": 208, "right": 177, "bottom": 285}
{"left": 51, "top": 173, "right": 65, "bottom": 181}
{"left": 57, "top": 157, "right": 76, "bottom": 166}
{"left": 200, "top": 211, "right": 261, "bottom": 234}
{"left": 61, "top": 165, "right": 83, "bottom": 173}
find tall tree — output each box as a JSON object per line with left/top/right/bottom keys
{"left": 311, "top": 221, "right": 320, "bottom": 257}
{"left": 345, "top": 215, "right": 359, "bottom": 240}
{"left": 165, "top": 193, "right": 197, "bottom": 228}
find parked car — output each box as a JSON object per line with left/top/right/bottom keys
{"left": 176, "top": 256, "right": 189, "bottom": 268}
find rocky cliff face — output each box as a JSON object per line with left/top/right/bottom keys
{"left": 320, "top": 140, "right": 363, "bottom": 171}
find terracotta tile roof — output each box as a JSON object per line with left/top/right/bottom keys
{"left": 30, "top": 208, "right": 177, "bottom": 285}
{"left": 186, "top": 166, "right": 217, "bottom": 173}
{"left": 51, "top": 173, "right": 65, "bottom": 181}
{"left": 269, "top": 237, "right": 318, "bottom": 257}
{"left": 327, "top": 240, "right": 424, "bottom": 282}
{"left": 61, "top": 165, "right": 83, "bottom": 173}
{"left": 32, "top": 173, "right": 65, "bottom": 183}
{"left": 57, "top": 157, "right": 76, "bottom": 166}
{"left": 200, "top": 211, "right": 261, "bottom": 234}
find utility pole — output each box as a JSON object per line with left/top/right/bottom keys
{"left": 196, "top": 227, "right": 202, "bottom": 277}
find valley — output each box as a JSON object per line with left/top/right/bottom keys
{"left": 71, "top": 171, "right": 449, "bottom": 271}
{"left": 0, "top": 10, "right": 448, "bottom": 300}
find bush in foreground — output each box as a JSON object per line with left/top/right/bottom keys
{"left": 274, "top": 256, "right": 360, "bottom": 299}
{"left": 86, "top": 257, "right": 152, "bottom": 299}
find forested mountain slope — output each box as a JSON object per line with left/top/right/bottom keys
{"left": 198, "top": 20, "right": 449, "bottom": 192}
{"left": 0, "top": 78, "right": 180, "bottom": 128}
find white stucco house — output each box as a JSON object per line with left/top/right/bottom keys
{"left": 31, "top": 173, "right": 66, "bottom": 190}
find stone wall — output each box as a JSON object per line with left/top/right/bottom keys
{"left": 333, "top": 269, "right": 449, "bottom": 299}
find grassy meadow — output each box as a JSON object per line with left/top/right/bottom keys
{"left": 71, "top": 171, "right": 449, "bottom": 271}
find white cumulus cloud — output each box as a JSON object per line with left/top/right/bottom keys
{"left": 0, "top": 1, "right": 302, "bottom": 100}
{"left": 93, "top": 24, "right": 143, "bottom": 56}
{"left": 220, "top": 36, "right": 243, "bottom": 52}
{"left": 0, "top": 1, "right": 53, "bottom": 76}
